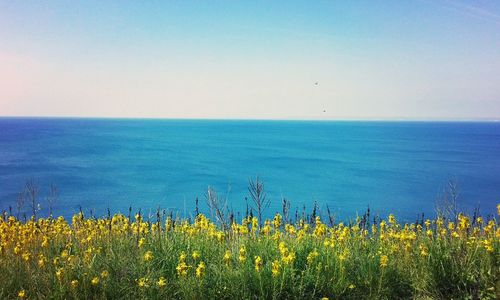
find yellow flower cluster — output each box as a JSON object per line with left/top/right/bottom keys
{"left": 0, "top": 205, "right": 498, "bottom": 297}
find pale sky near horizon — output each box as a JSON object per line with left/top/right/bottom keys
{"left": 1, "top": 1, "right": 500, "bottom": 120}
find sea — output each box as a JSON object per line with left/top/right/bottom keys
{"left": 0, "top": 117, "right": 499, "bottom": 222}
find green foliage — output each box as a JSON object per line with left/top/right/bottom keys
{"left": 0, "top": 210, "right": 498, "bottom": 299}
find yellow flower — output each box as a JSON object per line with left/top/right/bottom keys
{"left": 71, "top": 279, "right": 79, "bottom": 289}
{"left": 21, "top": 251, "right": 31, "bottom": 262}
{"left": 138, "top": 238, "right": 145, "bottom": 247}
{"left": 273, "top": 213, "right": 282, "bottom": 229}
{"left": 425, "top": 219, "right": 431, "bottom": 229}
{"left": 251, "top": 217, "right": 258, "bottom": 232}
{"left": 497, "top": 203, "right": 500, "bottom": 216}
{"left": 254, "top": 256, "right": 263, "bottom": 272}
{"left": 101, "top": 270, "right": 109, "bottom": 279}
{"left": 55, "top": 267, "right": 64, "bottom": 280}
{"left": 179, "top": 251, "right": 187, "bottom": 262}
{"left": 18, "top": 290, "right": 26, "bottom": 298}
{"left": 338, "top": 249, "right": 349, "bottom": 262}
{"left": 137, "top": 277, "right": 149, "bottom": 288}
{"left": 483, "top": 239, "right": 494, "bottom": 253}
{"left": 419, "top": 244, "right": 429, "bottom": 257}
{"left": 157, "top": 277, "right": 167, "bottom": 288}
{"left": 196, "top": 261, "right": 206, "bottom": 278}
{"left": 143, "top": 250, "right": 153, "bottom": 262}
{"left": 176, "top": 261, "right": 188, "bottom": 276}
{"left": 271, "top": 260, "right": 281, "bottom": 277}
{"left": 349, "top": 284, "right": 356, "bottom": 289}
{"left": 380, "top": 255, "right": 388, "bottom": 268}
{"left": 13, "top": 244, "right": 21, "bottom": 255}
{"left": 388, "top": 214, "right": 396, "bottom": 225}
{"left": 239, "top": 246, "right": 246, "bottom": 263}
{"left": 192, "top": 250, "right": 201, "bottom": 260}
{"left": 307, "top": 249, "right": 319, "bottom": 265}
{"left": 282, "top": 252, "right": 296, "bottom": 265}
{"left": 36, "top": 254, "right": 46, "bottom": 267}
{"left": 91, "top": 277, "right": 99, "bottom": 285}
{"left": 223, "top": 250, "right": 232, "bottom": 265}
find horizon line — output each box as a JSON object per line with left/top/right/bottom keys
{"left": 1, "top": 115, "right": 500, "bottom": 122}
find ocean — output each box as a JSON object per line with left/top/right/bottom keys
{"left": 0, "top": 118, "right": 499, "bottom": 222}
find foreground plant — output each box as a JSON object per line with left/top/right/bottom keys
{"left": 0, "top": 205, "right": 499, "bottom": 299}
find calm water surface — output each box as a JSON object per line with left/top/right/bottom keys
{"left": 0, "top": 118, "right": 499, "bottom": 221}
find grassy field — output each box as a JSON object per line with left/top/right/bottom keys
{"left": 0, "top": 206, "right": 499, "bottom": 299}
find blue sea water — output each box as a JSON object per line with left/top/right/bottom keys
{"left": 0, "top": 117, "right": 499, "bottom": 222}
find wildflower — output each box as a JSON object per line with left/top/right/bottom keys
{"left": 313, "top": 222, "right": 327, "bottom": 237}
{"left": 135, "top": 214, "right": 142, "bottom": 222}
{"left": 21, "top": 251, "right": 31, "bottom": 262}
{"left": 157, "top": 277, "right": 167, "bottom": 288}
{"left": 137, "top": 277, "right": 149, "bottom": 288}
{"left": 404, "top": 242, "right": 412, "bottom": 253}
{"left": 307, "top": 249, "right": 319, "bottom": 265}
{"left": 251, "top": 217, "right": 258, "bottom": 232}
{"left": 388, "top": 214, "right": 396, "bottom": 225}
{"left": 279, "top": 242, "right": 288, "bottom": 255}
{"left": 497, "top": 203, "right": 500, "bottom": 216}
{"left": 223, "top": 250, "right": 231, "bottom": 265}
{"left": 71, "top": 279, "right": 79, "bottom": 289}
{"left": 273, "top": 213, "right": 282, "bottom": 229}
{"left": 380, "top": 255, "right": 388, "bottom": 268}
{"left": 338, "top": 249, "right": 349, "bottom": 262}
{"left": 196, "top": 261, "right": 206, "bottom": 278}
{"left": 179, "top": 251, "right": 187, "bottom": 262}
{"left": 271, "top": 260, "right": 281, "bottom": 277}
{"left": 192, "top": 250, "right": 201, "bottom": 260}
{"left": 38, "top": 255, "right": 47, "bottom": 268}
{"left": 349, "top": 284, "right": 356, "bottom": 289}
{"left": 55, "top": 268, "right": 64, "bottom": 280}
{"left": 285, "top": 224, "right": 296, "bottom": 235}
{"left": 239, "top": 246, "right": 246, "bottom": 262}
{"left": 261, "top": 220, "right": 272, "bottom": 235}
{"left": 18, "top": 290, "right": 26, "bottom": 298}
{"left": 425, "top": 219, "right": 431, "bottom": 229}
{"left": 91, "top": 277, "right": 99, "bottom": 285}
{"left": 176, "top": 262, "right": 188, "bottom": 277}
{"left": 483, "top": 239, "right": 494, "bottom": 253}
{"left": 254, "top": 256, "right": 263, "bottom": 272}
{"left": 143, "top": 250, "right": 153, "bottom": 262}
{"left": 101, "top": 270, "right": 109, "bottom": 279}
{"left": 138, "top": 237, "right": 145, "bottom": 247}
{"left": 282, "top": 252, "right": 296, "bottom": 265}
{"left": 418, "top": 244, "right": 429, "bottom": 257}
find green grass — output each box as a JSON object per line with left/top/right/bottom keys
{"left": 0, "top": 210, "right": 498, "bottom": 299}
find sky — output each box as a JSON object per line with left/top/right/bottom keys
{"left": 1, "top": 0, "right": 500, "bottom": 120}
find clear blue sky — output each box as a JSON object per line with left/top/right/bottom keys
{"left": 1, "top": 0, "right": 500, "bottom": 119}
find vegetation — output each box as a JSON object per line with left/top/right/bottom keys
{"left": 0, "top": 203, "right": 499, "bottom": 300}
